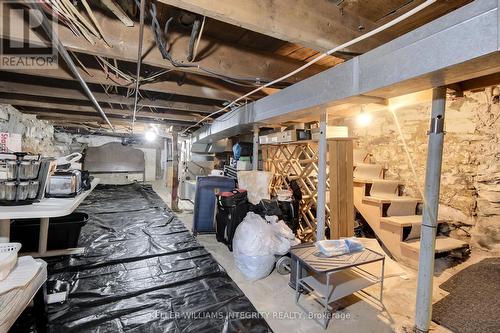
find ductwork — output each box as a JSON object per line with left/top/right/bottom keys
{"left": 193, "top": 0, "right": 500, "bottom": 143}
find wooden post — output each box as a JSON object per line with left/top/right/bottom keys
{"left": 0, "top": 219, "right": 10, "bottom": 243}
{"left": 38, "top": 218, "right": 49, "bottom": 255}
{"left": 328, "top": 138, "right": 354, "bottom": 239}
{"left": 171, "top": 131, "right": 181, "bottom": 212}
{"left": 164, "top": 137, "right": 169, "bottom": 182}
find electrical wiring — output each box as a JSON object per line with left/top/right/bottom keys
{"left": 96, "top": 56, "right": 135, "bottom": 82}
{"left": 95, "top": 56, "right": 134, "bottom": 86}
{"left": 138, "top": 0, "right": 277, "bottom": 88}
{"left": 69, "top": 51, "right": 93, "bottom": 77}
{"left": 192, "top": 16, "right": 206, "bottom": 62}
{"left": 180, "top": 0, "right": 438, "bottom": 134}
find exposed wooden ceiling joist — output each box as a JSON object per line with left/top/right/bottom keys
{"left": 0, "top": 80, "right": 217, "bottom": 115}
{"left": 2, "top": 7, "right": 326, "bottom": 84}
{"left": 457, "top": 72, "right": 500, "bottom": 92}
{"left": 0, "top": 97, "right": 202, "bottom": 123}
{"left": 22, "top": 109, "right": 190, "bottom": 127}
{"left": 158, "top": 0, "right": 377, "bottom": 54}
{"left": 0, "top": 66, "right": 239, "bottom": 102}
{"left": 158, "top": 0, "right": 470, "bottom": 54}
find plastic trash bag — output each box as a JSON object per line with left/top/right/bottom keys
{"left": 234, "top": 254, "right": 276, "bottom": 281}
{"left": 233, "top": 212, "right": 298, "bottom": 280}
{"left": 315, "top": 238, "right": 364, "bottom": 257}
{"left": 233, "top": 212, "right": 275, "bottom": 257}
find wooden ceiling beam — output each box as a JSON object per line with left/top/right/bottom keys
{"left": 0, "top": 97, "right": 202, "bottom": 123}
{"left": 0, "top": 80, "right": 216, "bottom": 114}
{"left": 0, "top": 66, "right": 237, "bottom": 102}
{"left": 458, "top": 72, "right": 500, "bottom": 92}
{"left": 158, "top": 0, "right": 470, "bottom": 54}
{"left": 158, "top": 0, "right": 380, "bottom": 54}
{"left": 21, "top": 109, "right": 192, "bottom": 127}
{"left": 2, "top": 8, "right": 325, "bottom": 83}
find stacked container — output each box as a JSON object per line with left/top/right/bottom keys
{"left": 0, "top": 153, "right": 41, "bottom": 205}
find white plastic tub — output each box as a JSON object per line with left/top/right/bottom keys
{"left": 0, "top": 243, "right": 21, "bottom": 280}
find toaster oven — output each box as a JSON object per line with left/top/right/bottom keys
{"left": 46, "top": 170, "right": 82, "bottom": 198}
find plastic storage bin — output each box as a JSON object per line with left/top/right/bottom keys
{"left": 10, "top": 212, "right": 88, "bottom": 252}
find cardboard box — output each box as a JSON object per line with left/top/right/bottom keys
{"left": 279, "top": 129, "right": 310, "bottom": 143}
{"left": 236, "top": 160, "right": 252, "bottom": 171}
{"left": 267, "top": 132, "right": 281, "bottom": 144}
{"left": 311, "top": 126, "right": 348, "bottom": 140}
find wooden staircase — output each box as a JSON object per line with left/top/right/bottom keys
{"left": 352, "top": 150, "right": 468, "bottom": 268}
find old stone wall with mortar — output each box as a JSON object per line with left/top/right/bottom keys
{"left": 0, "top": 104, "right": 69, "bottom": 156}
{"left": 338, "top": 89, "right": 499, "bottom": 253}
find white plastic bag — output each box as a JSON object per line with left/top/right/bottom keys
{"left": 233, "top": 212, "right": 276, "bottom": 280}
{"left": 234, "top": 254, "right": 276, "bottom": 281}
{"left": 315, "top": 238, "right": 364, "bottom": 257}
{"left": 233, "top": 212, "right": 275, "bottom": 256}
{"left": 271, "top": 220, "right": 296, "bottom": 240}
{"left": 233, "top": 212, "right": 300, "bottom": 280}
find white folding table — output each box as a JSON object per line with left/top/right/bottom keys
{"left": 0, "top": 178, "right": 99, "bottom": 257}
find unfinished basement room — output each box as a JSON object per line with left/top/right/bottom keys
{"left": 0, "top": 0, "right": 499, "bottom": 332}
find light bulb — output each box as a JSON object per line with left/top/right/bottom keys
{"left": 144, "top": 130, "right": 157, "bottom": 141}
{"left": 356, "top": 111, "right": 372, "bottom": 127}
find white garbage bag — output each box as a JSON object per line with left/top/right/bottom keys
{"left": 233, "top": 212, "right": 275, "bottom": 256}
{"left": 233, "top": 212, "right": 299, "bottom": 280}
{"left": 233, "top": 254, "right": 276, "bottom": 281}
{"left": 233, "top": 212, "right": 276, "bottom": 280}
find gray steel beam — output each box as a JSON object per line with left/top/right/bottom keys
{"left": 193, "top": 0, "right": 500, "bottom": 143}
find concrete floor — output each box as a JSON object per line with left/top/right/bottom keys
{"left": 152, "top": 182, "right": 484, "bottom": 333}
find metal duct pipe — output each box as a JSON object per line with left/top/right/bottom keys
{"left": 29, "top": 1, "right": 114, "bottom": 131}
{"left": 132, "top": 0, "right": 146, "bottom": 132}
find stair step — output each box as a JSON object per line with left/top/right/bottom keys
{"left": 370, "top": 179, "right": 401, "bottom": 197}
{"left": 401, "top": 236, "right": 468, "bottom": 254}
{"left": 380, "top": 215, "right": 423, "bottom": 227}
{"left": 380, "top": 215, "right": 446, "bottom": 227}
{"left": 353, "top": 163, "right": 383, "bottom": 179}
{"left": 354, "top": 178, "right": 404, "bottom": 184}
{"left": 362, "top": 196, "right": 421, "bottom": 204}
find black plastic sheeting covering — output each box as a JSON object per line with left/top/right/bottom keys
{"left": 46, "top": 184, "right": 272, "bottom": 333}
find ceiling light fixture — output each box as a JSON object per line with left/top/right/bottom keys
{"left": 356, "top": 106, "right": 372, "bottom": 127}
{"left": 144, "top": 129, "right": 157, "bottom": 141}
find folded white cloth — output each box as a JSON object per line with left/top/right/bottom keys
{"left": 0, "top": 256, "right": 42, "bottom": 295}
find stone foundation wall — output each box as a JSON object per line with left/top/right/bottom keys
{"left": 337, "top": 89, "right": 499, "bottom": 253}
{"left": 0, "top": 105, "right": 165, "bottom": 183}
{"left": 0, "top": 104, "right": 69, "bottom": 156}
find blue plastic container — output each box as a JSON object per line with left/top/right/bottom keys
{"left": 192, "top": 176, "right": 235, "bottom": 235}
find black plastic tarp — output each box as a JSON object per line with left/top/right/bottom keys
{"left": 45, "top": 183, "right": 272, "bottom": 333}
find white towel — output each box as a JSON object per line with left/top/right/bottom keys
{"left": 0, "top": 256, "right": 41, "bottom": 295}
